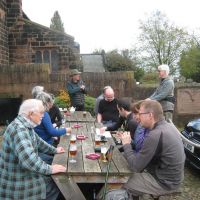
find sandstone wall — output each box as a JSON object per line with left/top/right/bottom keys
{"left": 0, "top": 0, "right": 9, "bottom": 65}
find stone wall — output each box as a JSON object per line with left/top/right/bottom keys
{"left": 0, "top": 64, "right": 50, "bottom": 98}
{"left": 7, "top": 0, "right": 22, "bottom": 27}
{"left": 0, "top": 64, "right": 199, "bottom": 126}
{"left": 0, "top": 0, "right": 9, "bottom": 65}
{"left": 8, "top": 18, "right": 79, "bottom": 71}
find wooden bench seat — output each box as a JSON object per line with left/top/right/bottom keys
{"left": 52, "top": 175, "right": 86, "bottom": 200}
{"left": 151, "top": 190, "right": 181, "bottom": 200}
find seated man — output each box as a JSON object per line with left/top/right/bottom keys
{"left": 0, "top": 99, "right": 66, "bottom": 200}
{"left": 107, "top": 98, "right": 138, "bottom": 135}
{"left": 97, "top": 87, "right": 119, "bottom": 129}
{"left": 111, "top": 100, "right": 185, "bottom": 200}
{"left": 94, "top": 86, "right": 112, "bottom": 116}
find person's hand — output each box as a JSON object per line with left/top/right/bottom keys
{"left": 51, "top": 164, "right": 66, "bottom": 174}
{"left": 80, "top": 85, "right": 85, "bottom": 90}
{"left": 120, "top": 131, "right": 132, "bottom": 145}
{"left": 66, "top": 127, "right": 71, "bottom": 134}
{"left": 53, "top": 123, "right": 57, "bottom": 128}
{"left": 56, "top": 146, "right": 65, "bottom": 153}
{"left": 100, "top": 126, "right": 107, "bottom": 134}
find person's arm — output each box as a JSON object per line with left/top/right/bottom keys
{"left": 14, "top": 128, "right": 53, "bottom": 175}
{"left": 122, "top": 130, "right": 160, "bottom": 172}
{"left": 66, "top": 81, "right": 81, "bottom": 95}
{"left": 41, "top": 112, "right": 67, "bottom": 136}
{"left": 97, "top": 113, "right": 102, "bottom": 123}
{"left": 149, "top": 79, "right": 174, "bottom": 101}
{"left": 107, "top": 116, "right": 124, "bottom": 131}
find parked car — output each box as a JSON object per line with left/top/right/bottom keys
{"left": 181, "top": 118, "right": 200, "bottom": 170}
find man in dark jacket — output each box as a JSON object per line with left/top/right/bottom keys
{"left": 66, "top": 69, "right": 87, "bottom": 111}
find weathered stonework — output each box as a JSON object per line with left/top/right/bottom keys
{"left": 0, "top": 0, "right": 9, "bottom": 65}
{"left": 0, "top": 0, "right": 80, "bottom": 71}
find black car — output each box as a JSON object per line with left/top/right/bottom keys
{"left": 181, "top": 118, "right": 200, "bottom": 170}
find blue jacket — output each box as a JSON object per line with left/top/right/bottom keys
{"left": 34, "top": 112, "right": 66, "bottom": 144}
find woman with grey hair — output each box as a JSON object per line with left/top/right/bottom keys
{"left": 0, "top": 99, "right": 66, "bottom": 200}
{"left": 34, "top": 92, "right": 71, "bottom": 163}
{"left": 31, "top": 85, "right": 44, "bottom": 98}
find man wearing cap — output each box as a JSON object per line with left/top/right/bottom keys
{"left": 66, "top": 69, "right": 87, "bottom": 111}
{"left": 146, "top": 64, "right": 175, "bottom": 122}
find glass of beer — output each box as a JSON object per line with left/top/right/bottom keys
{"left": 101, "top": 146, "right": 107, "bottom": 162}
{"left": 95, "top": 134, "right": 101, "bottom": 146}
{"left": 83, "top": 111, "right": 87, "bottom": 118}
{"left": 69, "top": 144, "right": 77, "bottom": 163}
{"left": 70, "top": 134, "right": 76, "bottom": 144}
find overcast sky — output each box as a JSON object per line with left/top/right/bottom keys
{"left": 23, "top": 0, "right": 200, "bottom": 53}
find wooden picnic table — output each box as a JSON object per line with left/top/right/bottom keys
{"left": 52, "top": 112, "right": 132, "bottom": 199}
{"left": 64, "top": 111, "right": 95, "bottom": 122}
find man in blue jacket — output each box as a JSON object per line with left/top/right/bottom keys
{"left": 66, "top": 69, "right": 87, "bottom": 111}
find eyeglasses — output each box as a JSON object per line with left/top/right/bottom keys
{"left": 138, "top": 112, "right": 150, "bottom": 116}
{"left": 32, "top": 111, "right": 44, "bottom": 117}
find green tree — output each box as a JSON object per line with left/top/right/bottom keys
{"left": 179, "top": 45, "right": 200, "bottom": 82}
{"left": 50, "top": 11, "right": 65, "bottom": 32}
{"left": 137, "top": 10, "right": 189, "bottom": 75}
{"left": 105, "top": 49, "right": 136, "bottom": 72}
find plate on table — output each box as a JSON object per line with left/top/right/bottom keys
{"left": 77, "top": 135, "right": 87, "bottom": 140}
{"left": 73, "top": 124, "right": 82, "bottom": 129}
{"left": 86, "top": 153, "right": 100, "bottom": 160}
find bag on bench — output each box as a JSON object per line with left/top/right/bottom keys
{"left": 104, "top": 189, "right": 129, "bottom": 200}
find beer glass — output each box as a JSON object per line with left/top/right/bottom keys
{"left": 69, "top": 144, "right": 77, "bottom": 163}
{"left": 83, "top": 111, "right": 87, "bottom": 118}
{"left": 101, "top": 146, "right": 107, "bottom": 162}
{"left": 70, "top": 134, "right": 76, "bottom": 144}
{"left": 95, "top": 134, "right": 101, "bottom": 146}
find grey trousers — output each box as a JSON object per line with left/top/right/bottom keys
{"left": 123, "top": 172, "right": 177, "bottom": 198}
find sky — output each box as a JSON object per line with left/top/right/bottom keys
{"left": 23, "top": 0, "right": 200, "bottom": 54}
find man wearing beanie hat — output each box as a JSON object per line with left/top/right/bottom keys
{"left": 146, "top": 64, "right": 175, "bottom": 121}
{"left": 66, "top": 69, "right": 87, "bottom": 111}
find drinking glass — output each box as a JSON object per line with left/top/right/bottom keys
{"left": 70, "top": 134, "right": 76, "bottom": 144}
{"left": 69, "top": 144, "right": 77, "bottom": 163}
{"left": 101, "top": 146, "right": 107, "bottom": 162}
{"left": 95, "top": 134, "right": 101, "bottom": 146}
{"left": 83, "top": 111, "right": 87, "bottom": 118}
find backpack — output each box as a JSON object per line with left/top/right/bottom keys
{"left": 103, "top": 189, "right": 131, "bottom": 200}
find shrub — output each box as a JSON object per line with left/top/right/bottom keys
{"left": 85, "top": 95, "right": 95, "bottom": 116}
{"left": 54, "top": 90, "right": 71, "bottom": 108}
{"left": 142, "top": 72, "right": 158, "bottom": 84}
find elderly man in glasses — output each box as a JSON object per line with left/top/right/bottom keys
{"left": 0, "top": 99, "right": 66, "bottom": 200}
{"left": 146, "top": 64, "right": 175, "bottom": 122}
{"left": 108, "top": 100, "right": 185, "bottom": 200}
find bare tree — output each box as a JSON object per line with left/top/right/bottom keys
{"left": 137, "top": 10, "right": 189, "bottom": 75}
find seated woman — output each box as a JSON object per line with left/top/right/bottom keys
{"left": 117, "top": 100, "right": 149, "bottom": 153}
{"left": 48, "top": 94, "right": 63, "bottom": 128}
{"left": 34, "top": 92, "right": 71, "bottom": 164}
{"left": 131, "top": 100, "right": 149, "bottom": 153}
{"left": 0, "top": 99, "right": 66, "bottom": 200}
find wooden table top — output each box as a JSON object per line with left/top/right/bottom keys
{"left": 63, "top": 111, "right": 95, "bottom": 122}
{"left": 52, "top": 121, "right": 132, "bottom": 184}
